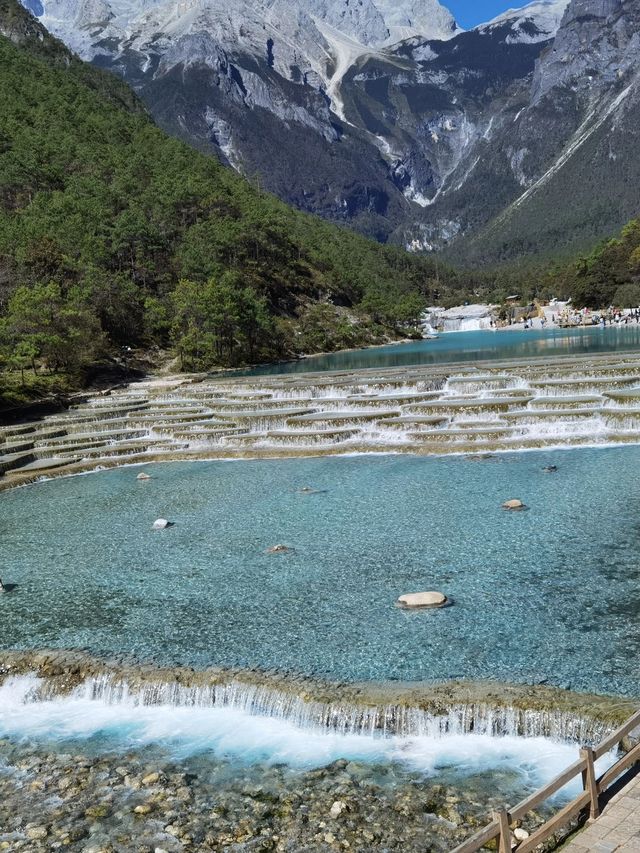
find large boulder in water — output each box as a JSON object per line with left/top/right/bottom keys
{"left": 397, "top": 592, "right": 447, "bottom": 609}
{"left": 152, "top": 518, "right": 172, "bottom": 530}
{"left": 502, "top": 499, "right": 526, "bottom": 511}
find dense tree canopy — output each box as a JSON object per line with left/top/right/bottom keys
{"left": 0, "top": 7, "right": 454, "bottom": 384}
{"left": 552, "top": 220, "right": 640, "bottom": 309}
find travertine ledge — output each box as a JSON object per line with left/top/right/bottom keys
{"left": 1, "top": 649, "right": 636, "bottom": 742}
{"left": 4, "top": 351, "right": 640, "bottom": 491}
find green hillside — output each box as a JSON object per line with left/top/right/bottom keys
{"left": 544, "top": 218, "right": 640, "bottom": 308}
{"left": 0, "top": 0, "right": 453, "bottom": 397}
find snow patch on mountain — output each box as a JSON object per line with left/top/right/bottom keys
{"left": 477, "top": 0, "right": 569, "bottom": 44}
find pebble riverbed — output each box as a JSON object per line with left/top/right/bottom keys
{"left": 0, "top": 738, "right": 551, "bottom": 853}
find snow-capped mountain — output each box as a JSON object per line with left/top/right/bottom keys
{"left": 33, "top": 0, "right": 459, "bottom": 119}
{"left": 16, "top": 0, "right": 640, "bottom": 262}
{"left": 477, "top": 0, "right": 569, "bottom": 44}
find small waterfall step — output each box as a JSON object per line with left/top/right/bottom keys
{"left": 14, "top": 456, "right": 80, "bottom": 472}
{"left": 0, "top": 451, "right": 37, "bottom": 474}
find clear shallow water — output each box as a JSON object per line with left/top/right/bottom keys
{"left": 238, "top": 325, "right": 640, "bottom": 375}
{"left": 2, "top": 448, "right": 640, "bottom": 695}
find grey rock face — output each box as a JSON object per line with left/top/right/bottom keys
{"left": 467, "top": 0, "right": 640, "bottom": 258}
{"left": 305, "top": 0, "right": 389, "bottom": 44}
{"left": 533, "top": 0, "right": 637, "bottom": 100}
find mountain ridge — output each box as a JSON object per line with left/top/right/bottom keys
{"left": 13, "top": 0, "right": 640, "bottom": 265}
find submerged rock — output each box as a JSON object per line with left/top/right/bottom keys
{"left": 25, "top": 826, "right": 48, "bottom": 841}
{"left": 137, "top": 472, "right": 152, "bottom": 480}
{"left": 266, "top": 544, "right": 291, "bottom": 554}
{"left": 329, "top": 800, "right": 346, "bottom": 818}
{"left": 397, "top": 592, "right": 448, "bottom": 609}
{"left": 152, "top": 518, "right": 173, "bottom": 530}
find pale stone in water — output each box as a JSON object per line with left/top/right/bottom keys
{"left": 137, "top": 472, "right": 152, "bottom": 480}
{"left": 26, "top": 827, "right": 48, "bottom": 840}
{"left": 397, "top": 592, "right": 447, "bottom": 609}
{"left": 329, "top": 801, "right": 345, "bottom": 818}
{"left": 267, "top": 544, "right": 290, "bottom": 553}
{"left": 502, "top": 499, "right": 525, "bottom": 510}
{"left": 152, "top": 519, "right": 171, "bottom": 530}
{"left": 514, "top": 828, "right": 530, "bottom": 841}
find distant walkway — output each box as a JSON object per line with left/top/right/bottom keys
{"left": 562, "top": 773, "right": 640, "bottom": 852}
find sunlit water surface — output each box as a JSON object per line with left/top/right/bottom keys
{"left": 237, "top": 326, "right": 640, "bottom": 375}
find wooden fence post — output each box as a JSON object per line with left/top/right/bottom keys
{"left": 580, "top": 746, "right": 600, "bottom": 821}
{"left": 493, "top": 808, "right": 512, "bottom": 853}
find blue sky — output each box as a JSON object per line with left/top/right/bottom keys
{"left": 445, "top": 1, "right": 525, "bottom": 28}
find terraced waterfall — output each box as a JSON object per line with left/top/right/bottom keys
{"left": 4, "top": 352, "right": 640, "bottom": 482}
{"left": 4, "top": 352, "right": 640, "bottom": 851}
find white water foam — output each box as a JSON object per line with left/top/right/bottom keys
{"left": 0, "top": 677, "right": 616, "bottom": 796}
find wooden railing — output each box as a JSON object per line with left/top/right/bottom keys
{"left": 450, "top": 708, "right": 640, "bottom": 853}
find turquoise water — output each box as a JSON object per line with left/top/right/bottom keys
{"left": 238, "top": 325, "right": 640, "bottom": 376}
{"left": 2, "top": 448, "right": 640, "bottom": 696}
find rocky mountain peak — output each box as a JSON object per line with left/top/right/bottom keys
{"left": 532, "top": 0, "right": 638, "bottom": 101}
{"left": 477, "top": 0, "right": 569, "bottom": 44}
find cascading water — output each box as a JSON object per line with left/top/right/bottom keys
{"left": 4, "top": 370, "right": 640, "bottom": 849}
{"left": 7, "top": 356, "right": 640, "bottom": 473}
{"left": 422, "top": 306, "right": 496, "bottom": 335}
{"left": 0, "top": 674, "right": 618, "bottom": 783}
{"left": 67, "top": 676, "right": 614, "bottom": 743}
{"left": 450, "top": 318, "right": 493, "bottom": 333}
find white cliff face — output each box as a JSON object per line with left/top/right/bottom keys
{"left": 374, "top": 0, "right": 459, "bottom": 43}
{"left": 35, "top": 0, "right": 459, "bottom": 68}
{"left": 477, "top": 0, "right": 569, "bottom": 44}
{"left": 305, "top": 0, "right": 460, "bottom": 46}
{"left": 32, "top": 0, "right": 460, "bottom": 128}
